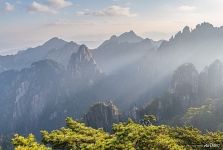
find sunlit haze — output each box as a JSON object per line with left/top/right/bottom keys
{"left": 1, "top": 0, "right": 223, "bottom": 54}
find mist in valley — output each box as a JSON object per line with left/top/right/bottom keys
{"left": 2, "top": 0, "right": 223, "bottom": 149}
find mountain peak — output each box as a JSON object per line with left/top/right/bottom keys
{"left": 120, "top": 30, "right": 136, "bottom": 36}
{"left": 195, "top": 22, "right": 214, "bottom": 31}
{"left": 209, "top": 59, "right": 222, "bottom": 69}
{"left": 41, "top": 37, "right": 68, "bottom": 51}
{"left": 98, "top": 31, "right": 145, "bottom": 49}
{"left": 77, "top": 45, "right": 90, "bottom": 55}
{"left": 44, "top": 37, "right": 66, "bottom": 45}
{"left": 49, "top": 37, "right": 60, "bottom": 41}
{"left": 183, "top": 26, "right": 190, "bottom": 33}
{"left": 118, "top": 30, "right": 143, "bottom": 43}
{"left": 69, "top": 45, "right": 94, "bottom": 65}
{"left": 158, "top": 22, "right": 219, "bottom": 51}
{"left": 68, "top": 45, "right": 101, "bottom": 79}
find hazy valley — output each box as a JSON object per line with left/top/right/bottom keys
{"left": 2, "top": 22, "right": 223, "bottom": 149}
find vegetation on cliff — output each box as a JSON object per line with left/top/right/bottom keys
{"left": 12, "top": 117, "right": 223, "bottom": 150}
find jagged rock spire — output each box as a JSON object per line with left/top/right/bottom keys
{"left": 68, "top": 45, "right": 102, "bottom": 81}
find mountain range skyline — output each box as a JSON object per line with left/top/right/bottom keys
{"left": 3, "top": 1, "right": 223, "bottom": 149}
{"left": 0, "top": 21, "right": 222, "bottom": 56}
{"left": 2, "top": 18, "right": 223, "bottom": 149}
{"left": 1, "top": 0, "right": 223, "bottom": 54}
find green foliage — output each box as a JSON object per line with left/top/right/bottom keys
{"left": 183, "top": 99, "right": 222, "bottom": 131}
{"left": 12, "top": 134, "right": 50, "bottom": 150}
{"left": 41, "top": 117, "right": 110, "bottom": 150}
{"left": 12, "top": 117, "right": 223, "bottom": 150}
{"left": 184, "top": 100, "right": 213, "bottom": 122}
{"left": 141, "top": 115, "right": 157, "bottom": 125}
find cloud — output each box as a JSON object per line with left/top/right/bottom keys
{"left": 28, "top": 1, "right": 57, "bottom": 14}
{"left": 77, "top": 5, "right": 137, "bottom": 17}
{"left": 4, "top": 2, "right": 14, "bottom": 12}
{"left": 178, "top": 5, "right": 196, "bottom": 12}
{"left": 28, "top": 0, "right": 72, "bottom": 14}
{"left": 48, "top": 0, "right": 72, "bottom": 9}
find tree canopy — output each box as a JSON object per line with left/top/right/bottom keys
{"left": 12, "top": 117, "right": 223, "bottom": 150}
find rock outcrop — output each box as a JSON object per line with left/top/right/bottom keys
{"left": 170, "top": 63, "right": 199, "bottom": 107}
{"left": 0, "top": 47, "right": 103, "bottom": 135}
{"left": 198, "top": 60, "right": 223, "bottom": 99}
{"left": 68, "top": 45, "right": 102, "bottom": 83}
{"left": 84, "top": 101, "right": 121, "bottom": 132}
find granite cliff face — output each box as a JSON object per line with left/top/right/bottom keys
{"left": 1, "top": 60, "right": 66, "bottom": 134}
{"left": 170, "top": 63, "right": 199, "bottom": 108}
{"left": 84, "top": 101, "right": 121, "bottom": 132}
{"left": 198, "top": 60, "right": 223, "bottom": 99}
{"left": 136, "top": 60, "right": 223, "bottom": 125}
{"left": 2, "top": 23, "right": 223, "bottom": 142}
{"left": 170, "top": 60, "right": 223, "bottom": 101}
{"left": 169, "top": 60, "right": 223, "bottom": 109}
{"left": 0, "top": 45, "right": 104, "bottom": 135}
{"left": 68, "top": 45, "right": 101, "bottom": 81}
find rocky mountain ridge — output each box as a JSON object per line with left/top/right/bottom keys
{"left": 136, "top": 59, "right": 223, "bottom": 125}
{"left": 2, "top": 22, "right": 223, "bottom": 145}
{"left": 0, "top": 37, "right": 79, "bottom": 73}
{"left": 0, "top": 45, "right": 103, "bottom": 135}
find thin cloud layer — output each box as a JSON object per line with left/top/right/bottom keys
{"left": 28, "top": 1, "right": 57, "bottom": 14}
{"left": 48, "top": 0, "right": 72, "bottom": 9}
{"left": 28, "top": 0, "right": 72, "bottom": 14}
{"left": 178, "top": 5, "right": 196, "bottom": 12}
{"left": 4, "top": 2, "right": 14, "bottom": 12}
{"left": 77, "top": 5, "right": 137, "bottom": 17}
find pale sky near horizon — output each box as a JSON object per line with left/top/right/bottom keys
{"left": 1, "top": 0, "right": 223, "bottom": 55}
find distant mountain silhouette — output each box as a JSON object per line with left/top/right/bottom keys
{"left": 0, "top": 37, "right": 79, "bottom": 73}
{"left": 93, "top": 31, "right": 162, "bottom": 74}
{"left": 158, "top": 22, "right": 223, "bottom": 70}
{"left": 47, "top": 41, "right": 79, "bottom": 67}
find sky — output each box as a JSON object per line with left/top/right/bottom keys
{"left": 1, "top": 0, "right": 223, "bottom": 55}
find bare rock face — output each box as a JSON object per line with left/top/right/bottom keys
{"left": 207, "top": 60, "right": 223, "bottom": 97}
{"left": 128, "top": 105, "right": 140, "bottom": 122}
{"left": 0, "top": 44, "right": 105, "bottom": 135}
{"left": 170, "top": 63, "right": 199, "bottom": 108}
{"left": 170, "top": 60, "right": 223, "bottom": 103}
{"left": 135, "top": 64, "right": 200, "bottom": 123}
{"left": 199, "top": 60, "right": 223, "bottom": 99}
{"left": 68, "top": 45, "right": 102, "bottom": 83}
{"left": 170, "top": 63, "right": 199, "bottom": 95}
{"left": 12, "top": 60, "right": 65, "bottom": 131}
{"left": 84, "top": 101, "right": 121, "bottom": 132}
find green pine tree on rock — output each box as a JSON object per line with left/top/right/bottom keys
{"left": 12, "top": 117, "right": 223, "bottom": 150}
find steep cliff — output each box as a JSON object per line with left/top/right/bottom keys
{"left": 68, "top": 45, "right": 102, "bottom": 84}
{"left": 84, "top": 101, "right": 121, "bottom": 132}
